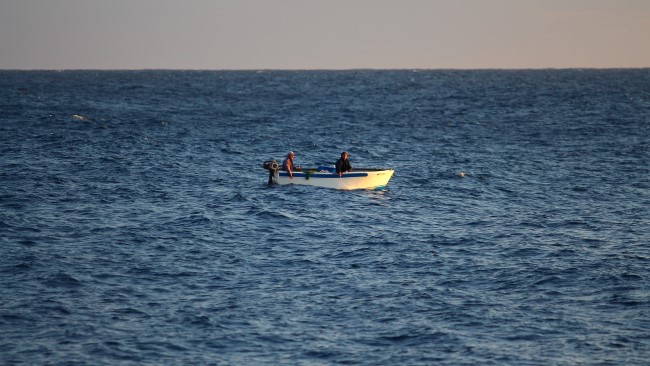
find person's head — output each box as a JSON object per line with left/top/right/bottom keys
{"left": 341, "top": 151, "right": 348, "bottom": 159}
{"left": 287, "top": 151, "right": 295, "bottom": 159}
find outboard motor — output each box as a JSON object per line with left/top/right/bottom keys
{"left": 262, "top": 160, "right": 279, "bottom": 184}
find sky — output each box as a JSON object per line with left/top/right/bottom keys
{"left": 1, "top": 0, "right": 649, "bottom": 70}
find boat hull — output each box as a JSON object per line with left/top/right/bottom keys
{"left": 273, "top": 169, "right": 394, "bottom": 190}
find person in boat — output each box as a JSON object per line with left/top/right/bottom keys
{"left": 335, "top": 151, "right": 352, "bottom": 177}
{"left": 282, "top": 151, "right": 300, "bottom": 179}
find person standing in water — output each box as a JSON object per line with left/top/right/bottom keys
{"left": 282, "top": 151, "right": 300, "bottom": 179}
{"left": 335, "top": 151, "right": 352, "bottom": 177}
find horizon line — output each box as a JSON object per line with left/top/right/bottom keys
{"left": 2, "top": 67, "right": 649, "bottom": 72}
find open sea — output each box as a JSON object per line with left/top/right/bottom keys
{"left": 1, "top": 69, "right": 649, "bottom": 365}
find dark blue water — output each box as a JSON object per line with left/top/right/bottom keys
{"left": 1, "top": 69, "right": 649, "bottom": 365}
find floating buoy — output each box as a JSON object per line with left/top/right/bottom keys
{"left": 457, "top": 172, "right": 465, "bottom": 178}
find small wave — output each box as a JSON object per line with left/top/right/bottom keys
{"left": 163, "top": 213, "right": 212, "bottom": 227}
{"left": 112, "top": 307, "right": 150, "bottom": 316}
{"left": 43, "top": 272, "right": 83, "bottom": 288}
{"left": 572, "top": 186, "right": 589, "bottom": 192}
{"left": 127, "top": 265, "right": 154, "bottom": 275}
{"left": 14, "top": 262, "right": 33, "bottom": 270}
{"left": 18, "top": 239, "right": 38, "bottom": 247}
{"left": 71, "top": 114, "right": 90, "bottom": 121}
{"left": 186, "top": 314, "right": 215, "bottom": 327}
{"left": 232, "top": 191, "right": 248, "bottom": 202}
{"left": 252, "top": 209, "right": 295, "bottom": 220}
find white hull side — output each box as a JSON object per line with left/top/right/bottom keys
{"left": 273, "top": 170, "right": 394, "bottom": 190}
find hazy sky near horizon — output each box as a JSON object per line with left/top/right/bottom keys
{"left": 1, "top": 0, "right": 649, "bottom": 70}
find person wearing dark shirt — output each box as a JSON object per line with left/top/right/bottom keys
{"left": 335, "top": 151, "right": 352, "bottom": 177}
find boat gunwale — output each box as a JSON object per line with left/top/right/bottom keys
{"left": 277, "top": 168, "right": 393, "bottom": 180}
